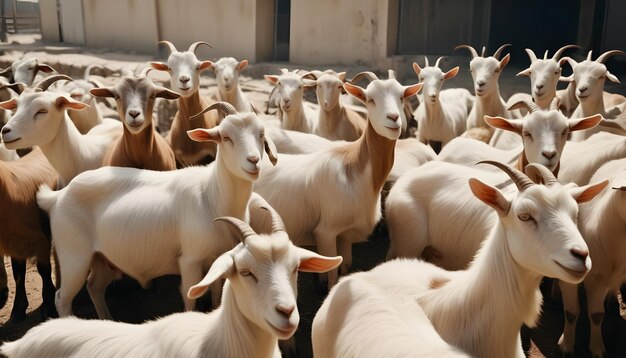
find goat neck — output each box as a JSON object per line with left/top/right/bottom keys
{"left": 38, "top": 113, "right": 84, "bottom": 187}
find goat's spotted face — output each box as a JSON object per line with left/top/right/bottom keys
{"left": 212, "top": 57, "right": 246, "bottom": 94}
{"left": 572, "top": 61, "right": 609, "bottom": 102}
{"left": 469, "top": 56, "right": 507, "bottom": 97}
{"left": 316, "top": 73, "right": 344, "bottom": 111}
{"left": 265, "top": 73, "right": 315, "bottom": 113}
{"left": 526, "top": 60, "right": 561, "bottom": 101}
{"left": 0, "top": 90, "right": 88, "bottom": 149}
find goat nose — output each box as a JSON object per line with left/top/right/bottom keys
{"left": 542, "top": 150, "right": 556, "bottom": 159}
{"left": 578, "top": 86, "right": 587, "bottom": 93}
{"left": 477, "top": 80, "right": 485, "bottom": 87}
{"left": 179, "top": 76, "right": 190, "bottom": 84}
{"left": 570, "top": 246, "right": 588, "bottom": 262}
{"left": 276, "top": 304, "right": 295, "bottom": 319}
{"left": 429, "top": 94, "right": 436, "bottom": 99}
{"left": 1, "top": 126, "right": 10, "bottom": 135}
{"left": 247, "top": 155, "right": 259, "bottom": 164}
{"left": 536, "top": 84, "right": 544, "bottom": 89}
{"left": 128, "top": 110, "right": 140, "bottom": 119}
{"left": 387, "top": 113, "right": 399, "bottom": 121}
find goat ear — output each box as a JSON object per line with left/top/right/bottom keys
{"left": 55, "top": 96, "right": 89, "bottom": 111}
{"left": 90, "top": 87, "right": 116, "bottom": 98}
{"left": 265, "top": 75, "right": 279, "bottom": 85}
{"left": 187, "top": 127, "right": 221, "bottom": 143}
{"left": 516, "top": 68, "right": 531, "bottom": 77}
{"left": 443, "top": 66, "right": 459, "bottom": 80}
{"left": 412, "top": 62, "right": 422, "bottom": 75}
{"left": 187, "top": 253, "right": 234, "bottom": 299}
{"left": 469, "top": 178, "right": 510, "bottom": 216}
{"left": 0, "top": 98, "right": 17, "bottom": 110}
{"left": 499, "top": 53, "right": 511, "bottom": 71}
{"left": 237, "top": 60, "right": 249, "bottom": 71}
{"left": 198, "top": 61, "right": 213, "bottom": 72}
{"left": 606, "top": 71, "right": 620, "bottom": 83}
{"left": 37, "top": 64, "right": 55, "bottom": 73}
{"left": 484, "top": 115, "right": 523, "bottom": 134}
{"left": 569, "top": 180, "right": 608, "bottom": 204}
{"left": 568, "top": 114, "right": 602, "bottom": 132}
{"left": 337, "top": 72, "right": 347, "bottom": 82}
{"left": 150, "top": 62, "right": 169, "bottom": 72}
{"left": 344, "top": 83, "right": 367, "bottom": 103}
{"left": 264, "top": 135, "right": 278, "bottom": 166}
{"left": 156, "top": 88, "right": 180, "bottom": 100}
{"left": 295, "top": 247, "right": 343, "bottom": 273}
{"left": 403, "top": 83, "right": 423, "bottom": 100}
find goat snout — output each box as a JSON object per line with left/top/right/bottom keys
{"left": 477, "top": 80, "right": 485, "bottom": 87}
{"left": 578, "top": 86, "right": 588, "bottom": 94}
{"left": 247, "top": 155, "right": 260, "bottom": 164}
{"left": 1, "top": 126, "right": 10, "bottom": 135}
{"left": 570, "top": 246, "right": 589, "bottom": 263}
{"left": 536, "top": 84, "right": 544, "bottom": 90}
{"left": 542, "top": 150, "right": 556, "bottom": 159}
{"left": 276, "top": 304, "right": 295, "bottom": 319}
{"left": 179, "top": 76, "right": 190, "bottom": 85}
{"left": 387, "top": 113, "right": 399, "bottom": 121}
{"left": 128, "top": 110, "right": 141, "bottom": 119}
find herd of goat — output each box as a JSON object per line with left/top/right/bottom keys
{"left": 0, "top": 40, "right": 622, "bottom": 357}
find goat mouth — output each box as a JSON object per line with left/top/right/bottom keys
{"left": 127, "top": 121, "right": 143, "bottom": 128}
{"left": 244, "top": 168, "right": 260, "bottom": 175}
{"left": 266, "top": 320, "right": 296, "bottom": 336}
{"left": 178, "top": 86, "right": 191, "bottom": 91}
{"left": 2, "top": 137, "right": 20, "bottom": 144}
{"left": 577, "top": 94, "right": 589, "bottom": 100}
{"left": 555, "top": 261, "right": 588, "bottom": 279}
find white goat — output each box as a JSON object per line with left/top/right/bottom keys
{"left": 37, "top": 102, "right": 277, "bottom": 318}
{"left": 151, "top": 40, "right": 219, "bottom": 166}
{"left": 265, "top": 69, "right": 318, "bottom": 133}
{"left": 315, "top": 162, "right": 607, "bottom": 358}
{"left": 517, "top": 45, "right": 578, "bottom": 109}
{"left": 0, "top": 57, "right": 55, "bottom": 86}
{"left": 0, "top": 206, "right": 341, "bottom": 358}
{"left": 307, "top": 70, "right": 366, "bottom": 141}
{"left": 0, "top": 75, "right": 122, "bottom": 187}
{"left": 559, "top": 158, "right": 626, "bottom": 357}
{"left": 567, "top": 50, "right": 625, "bottom": 141}
{"left": 413, "top": 57, "right": 473, "bottom": 149}
{"left": 252, "top": 71, "right": 423, "bottom": 290}
{"left": 209, "top": 57, "right": 253, "bottom": 113}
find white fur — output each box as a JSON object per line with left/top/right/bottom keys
{"left": 210, "top": 57, "right": 253, "bottom": 113}
{"left": 265, "top": 69, "right": 318, "bottom": 133}
{"left": 36, "top": 109, "right": 276, "bottom": 318}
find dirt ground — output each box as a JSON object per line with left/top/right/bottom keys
{"left": 0, "top": 34, "right": 625, "bottom": 357}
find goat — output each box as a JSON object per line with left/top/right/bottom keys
{"left": 208, "top": 57, "right": 253, "bottom": 113}
{"left": 0, "top": 57, "right": 55, "bottom": 86}
{"left": 264, "top": 69, "right": 318, "bottom": 133}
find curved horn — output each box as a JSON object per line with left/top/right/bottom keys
{"left": 83, "top": 64, "right": 101, "bottom": 79}
{"left": 552, "top": 44, "right": 581, "bottom": 60}
{"left": 493, "top": 44, "right": 512, "bottom": 60}
{"left": 0, "top": 66, "right": 13, "bottom": 77}
{"left": 586, "top": 50, "right": 593, "bottom": 61}
{"left": 349, "top": 71, "right": 379, "bottom": 84}
{"left": 157, "top": 40, "right": 178, "bottom": 55}
{"left": 260, "top": 206, "right": 286, "bottom": 234}
{"left": 138, "top": 67, "right": 153, "bottom": 78}
{"left": 524, "top": 48, "right": 538, "bottom": 63}
{"left": 549, "top": 97, "right": 560, "bottom": 111}
{"left": 4, "top": 82, "right": 25, "bottom": 94}
{"left": 87, "top": 79, "right": 100, "bottom": 88}
{"left": 455, "top": 44, "right": 478, "bottom": 58}
{"left": 424, "top": 56, "right": 430, "bottom": 67}
{"left": 34, "top": 74, "right": 73, "bottom": 92}
{"left": 434, "top": 56, "right": 447, "bottom": 68}
{"left": 189, "top": 101, "right": 237, "bottom": 121}
{"left": 300, "top": 71, "right": 317, "bottom": 80}
{"left": 214, "top": 217, "right": 256, "bottom": 243}
{"left": 596, "top": 49, "right": 626, "bottom": 64}
{"left": 524, "top": 163, "right": 559, "bottom": 186}
{"left": 508, "top": 99, "right": 539, "bottom": 113}
{"left": 188, "top": 41, "right": 214, "bottom": 54}
{"left": 478, "top": 160, "right": 534, "bottom": 191}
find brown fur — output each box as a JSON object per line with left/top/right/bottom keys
{"left": 104, "top": 122, "right": 176, "bottom": 171}
{"left": 462, "top": 127, "right": 492, "bottom": 143}
{"left": 167, "top": 91, "right": 220, "bottom": 166}
{"left": 331, "top": 121, "right": 396, "bottom": 195}
{"left": 429, "top": 276, "right": 450, "bottom": 290}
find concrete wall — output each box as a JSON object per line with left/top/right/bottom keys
{"left": 39, "top": 0, "right": 60, "bottom": 42}
{"left": 83, "top": 0, "right": 159, "bottom": 54}
{"left": 290, "top": 0, "right": 393, "bottom": 66}
{"left": 59, "top": 0, "right": 84, "bottom": 44}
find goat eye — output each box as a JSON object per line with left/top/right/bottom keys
{"left": 495, "top": 68, "right": 501, "bottom": 73}
{"left": 561, "top": 129, "right": 568, "bottom": 136}
{"left": 523, "top": 131, "right": 532, "bottom": 139}
{"left": 36, "top": 109, "right": 48, "bottom": 115}
{"left": 239, "top": 270, "right": 251, "bottom": 276}
{"left": 367, "top": 98, "right": 375, "bottom": 104}
{"left": 518, "top": 214, "right": 533, "bottom": 222}
{"left": 223, "top": 136, "right": 231, "bottom": 142}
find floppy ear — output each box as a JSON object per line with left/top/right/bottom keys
{"left": 187, "top": 127, "right": 221, "bottom": 143}
{"left": 484, "top": 115, "right": 523, "bottom": 134}
{"left": 198, "top": 60, "right": 213, "bottom": 72}
{"left": 499, "top": 53, "right": 511, "bottom": 71}
{"left": 344, "top": 82, "right": 367, "bottom": 103}
{"left": 156, "top": 87, "right": 180, "bottom": 100}
{"left": 295, "top": 247, "right": 343, "bottom": 273}
{"left": 264, "top": 135, "right": 278, "bottom": 166}
{"left": 469, "top": 178, "right": 510, "bottom": 216}
{"left": 150, "top": 62, "right": 169, "bottom": 71}
{"left": 265, "top": 75, "right": 279, "bottom": 85}
{"left": 90, "top": 87, "right": 116, "bottom": 98}
{"left": 402, "top": 83, "right": 423, "bottom": 100}
{"left": 569, "top": 180, "right": 608, "bottom": 204}
{"left": 187, "top": 253, "right": 235, "bottom": 299}
{"left": 55, "top": 96, "right": 89, "bottom": 111}
{"left": 443, "top": 66, "right": 459, "bottom": 80}
{"left": 237, "top": 60, "right": 249, "bottom": 71}
{"left": 37, "top": 64, "right": 56, "bottom": 73}
{"left": 516, "top": 68, "right": 531, "bottom": 77}
{"left": 0, "top": 98, "right": 17, "bottom": 110}
{"left": 568, "top": 114, "right": 602, "bottom": 132}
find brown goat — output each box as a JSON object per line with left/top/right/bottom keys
{"left": 91, "top": 75, "right": 179, "bottom": 171}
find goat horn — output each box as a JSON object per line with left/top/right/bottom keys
{"left": 549, "top": 97, "right": 560, "bottom": 111}
{"left": 214, "top": 217, "right": 256, "bottom": 243}
{"left": 434, "top": 56, "right": 447, "bottom": 68}
{"left": 6, "top": 82, "right": 25, "bottom": 94}
{"left": 188, "top": 41, "right": 214, "bottom": 54}
{"left": 83, "top": 64, "right": 101, "bottom": 79}
{"left": 586, "top": 50, "right": 593, "bottom": 61}
{"left": 190, "top": 101, "right": 237, "bottom": 121}
{"left": 524, "top": 163, "right": 559, "bottom": 186}
{"left": 493, "top": 44, "right": 512, "bottom": 60}
{"left": 0, "top": 66, "right": 12, "bottom": 76}
{"left": 157, "top": 40, "right": 178, "bottom": 55}
{"left": 34, "top": 74, "right": 73, "bottom": 92}
{"left": 260, "top": 206, "right": 286, "bottom": 234}
{"left": 524, "top": 48, "right": 538, "bottom": 63}
{"left": 138, "top": 67, "right": 153, "bottom": 78}
{"left": 387, "top": 69, "right": 396, "bottom": 80}
{"left": 481, "top": 46, "right": 486, "bottom": 57}
{"left": 455, "top": 44, "right": 479, "bottom": 58}
{"left": 280, "top": 68, "right": 290, "bottom": 74}
{"left": 87, "top": 79, "right": 100, "bottom": 88}
{"left": 552, "top": 44, "right": 581, "bottom": 60}
{"left": 478, "top": 160, "right": 534, "bottom": 191}
{"left": 300, "top": 71, "right": 317, "bottom": 80}
{"left": 424, "top": 56, "right": 430, "bottom": 67}
{"left": 349, "top": 71, "right": 379, "bottom": 84}
{"left": 508, "top": 99, "right": 539, "bottom": 113}
{"left": 596, "top": 50, "right": 626, "bottom": 64}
